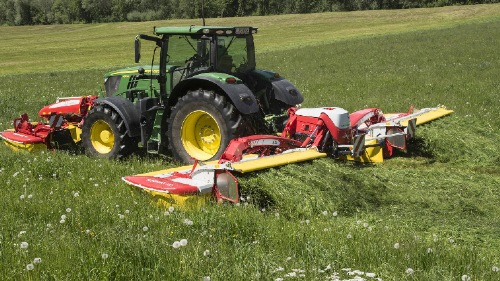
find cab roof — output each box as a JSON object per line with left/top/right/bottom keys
{"left": 154, "top": 26, "right": 257, "bottom": 36}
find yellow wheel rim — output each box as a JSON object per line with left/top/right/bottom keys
{"left": 90, "top": 120, "right": 115, "bottom": 154}
{"left": 181, "top": 110, "right": 221, "bottom": 161}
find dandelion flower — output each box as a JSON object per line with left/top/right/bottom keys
{"left": 363, "top": 222, "right": 369, "bottom": 228}
{"left": 461, "top": 275, "right": 470, "bottom": 281}
{"left": 26, "top": 263, "right": 34, "bottom": 271}
{"left": 61, "top": 214, "right": 67, "bottom": 220}
{"left": 274, "top": 266, "right": 284, "bottom": 272}
{"left": 332, "top": 211, "right": 338, "bottom": 217}
{"left": 85, "top": 229, "right": 91, "bottom": 234}
{"left": 433, "top": 233, "right": 438, "bottom": 242}
{"left": 33, "top": 257, "right": 42, "bottom": 264}
{"left": 347, "top": 233, "right": 352, "bottom": 239}
{"left": 203, "top": 249, "right": 210, "bottom": 257}
{"left": 202, "top": 277, "right": 211, "bottom": 281}
{"left": 275, "top": 213, "right": 280, "bottom": 218}
{"left": 118, "top": 214, "right": 125, "bottom": 220}
{"left": 20, "top": 194, "right": 25, "bottom": 200}
{"left": 143, "top": 226, "right": 149, "bottom": 232}
{"left": 27, "top": 194, "right": 33, "bottom": 199}
{"left": 164, "top": 211, "right": 170, "bottom": 216}
{"left": 172, "top": 241, "right": 181, "bottom": 249}
{"left": 60, "top": 219, "right": 65, "bottom": 224}
{"left": 73, "top": 192, "right": 79, "bottom": 197}
{"left": 394, "top": 243, "right": 400, "bottom": 249}
{"left": 427, "top": 248, "right": 433, "bottom": 254}
{"left": 66, "top": 208, "right": 72, "bottom": 213}
{"left": 13, "top": 171, "right": 19, "bottom": 177}
{"left": 449, "top": 238, "right": 455, "bottom": 244}
{"left": 46, "top": 223, "right": 52, "bottom": 228}
{"left": 183, "top": 219, "right": 193, "bottom": 226}
{"left": 405, "top": 268, "right": 414, "bottom": 274}
{"left": 366, "top": 272, "right": 376, "bottom": 278}
{"left": 322, "top": 210, "right": 328, "bottom": 216}
{"left": 18, "top": 230, "right": 26, "bottom": 237}
{"left": 180, "top": 239, "right": 188, "bottom": 246}
{"left": 102, "top": 253, "right": 109, "bottom": 259}
{"left": 125, "top": 209, "right": 130, "bottom": 214}
{"left": 492, "top": 266, "right": 499, "bottom": 272}
{"left": 20, "top": 242, "right": 29, "bottom": 249}
{"left": 168, "top": 206, "right": 175, "bottom": 213}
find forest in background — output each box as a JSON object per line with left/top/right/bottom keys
{"left": 1, "top": 0, "right": 499, "bottom": 25}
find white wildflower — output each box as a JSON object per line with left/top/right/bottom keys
{"left": 33, "top": 257, "right": 42, "bottom": 264}
{"left": 172, "top": 241, "right": 181, "bottom": 249}
{"left": 20, "top": 242, "right": 29, "bottom": 249}
{"left": 26, "top": 263, "right": 34, "bottom": 271}
{"left": 322, "top": 210, "right": 328, "bottom": 216}
{"left": 203, "top": 249, "right": 210, "bottom": 257}
{"left": 20, "top": 194, "right": 25, "bottom": 200}
{"left": 143, "top": 226, "right": 149, "bottom": 232}
{"left": 492, "top": 266, "right": 499, "bottom": 272}
{"left": 332, "top": 211, "right": 338, "bottom": 217}
{"left": 180, "top": 239, "right": 188, "bottom": 246}
{"left": 66, "top": 208, "right": 71, "bottom": 213}
{"left": 394, "top": 243, "right": 400, "bottom": 249}
{"left": 461, "top": 275, "right": 470, "bottom": 281}
{"left": 168, "top": 206, "right": 175, "bottom": 213}
{"left": 405, "top": 268, "right": 414, "bottom": 274}
{"left": 102, "top": 253, "right": 109, "bottom": 259}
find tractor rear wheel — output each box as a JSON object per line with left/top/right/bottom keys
{"left": 167, "top": 89, "right": 242, "bottom": 163}
{"left": 81, "top": 105, "right": 137, "bottom": 159}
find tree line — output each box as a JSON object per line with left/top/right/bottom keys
{"left": 0, "top": 0, "right": 498, "bottom": 26}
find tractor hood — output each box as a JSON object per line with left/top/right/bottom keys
{"left": 104, "top": 65, "right": 160, "bottom": 78}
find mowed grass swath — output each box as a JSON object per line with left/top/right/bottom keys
{"left": 0, "top": 4, "right": 499, "bottom": 281}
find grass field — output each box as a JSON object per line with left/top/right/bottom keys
{"left": 0, "top": 4, "right": 499, "bottom": 281}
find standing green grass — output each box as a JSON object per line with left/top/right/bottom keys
{"left": 0, "top": 4, "right": 499, "bottom": 280}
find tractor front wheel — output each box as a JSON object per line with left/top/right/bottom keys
{"left": 167, "top": 89, "right": 242, "bottom": 163}
{"left": 81, "top": 105, "right": 137, "bottom": 159}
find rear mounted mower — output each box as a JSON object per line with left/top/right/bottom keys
{"left": 122, "top": 105, "right": 453, "bottom": 209}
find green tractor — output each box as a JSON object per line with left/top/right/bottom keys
{"left": 82, "top": 26, "right": 303, "bottom": 163}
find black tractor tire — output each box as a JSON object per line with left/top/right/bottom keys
{"left": 81, "top": 104, "right": 137, "bottom": 159}
{"left": 167, "top": 89, "right": 242, "bottom": 163}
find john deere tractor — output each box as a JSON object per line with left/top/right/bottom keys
{"left": 81, "top": 26, "right": 303, "bottom": 163}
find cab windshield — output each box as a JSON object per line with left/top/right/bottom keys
{"left": 166, "top": 34, "right": 255, "bottom": 76}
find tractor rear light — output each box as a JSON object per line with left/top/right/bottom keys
{"left": 225, "top": 77, "right": 237, "bottom": 84}
{"left": 203, "top": 29, "right": 210, "bottom": 34}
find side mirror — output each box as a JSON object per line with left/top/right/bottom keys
{"left": 214, "top": 171, "right": 239, "bottom": 203}
{"left": 134, "top": 36, "right": 141, "bottom": 63}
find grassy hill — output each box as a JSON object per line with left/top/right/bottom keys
{"left": 0, "top": 4, "right": 499, "bottom": 280}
